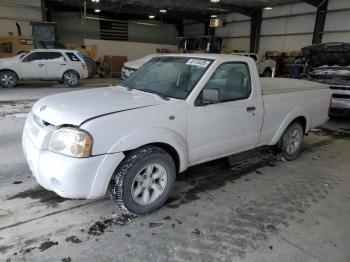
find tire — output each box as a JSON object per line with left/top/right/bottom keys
{"left": 84, "top": 56, "right": 97, "bottom": 79}
{"left": 0, "top": 70, "right": 17, "bottom": 88}
{"left": 111, "top": 146, "right": 176, "bottom": 215}
{"left": 278, "top": 121, "right": 304, "bottom": 161}
{"left": 262, "top": 68, "right": 272, "bottom": 77}
{"left": 62, "top": 70, "right": 80, "bottom": 87}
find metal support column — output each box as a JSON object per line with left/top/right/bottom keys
{"left": 312, "top": 0, "right": 328, "bottom": 44}
{"left": 41, "top": 0, "right": 47, "bottom": 21}
{"left": 250, "top": 9, "right": 262, "bottom": 53}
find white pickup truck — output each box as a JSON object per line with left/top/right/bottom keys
{"left": 23, "top": 54, "right": 331, "bottom": 215}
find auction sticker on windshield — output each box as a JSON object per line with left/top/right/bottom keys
{"left": 186, "top": 59, "right": 211, "bottom": 67}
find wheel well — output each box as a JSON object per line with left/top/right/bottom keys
{"left": 264, "top": 67, "right": 272, "bottom": 72}
{"left": 150, "top": 143, "right": 180, "bottom": 173}
{"left": 63, "top": 69, "right": 80, "bottom": 80}
{"left": 0, "top": 69, "right": 19, "bottom": 79}
{"left": 293, "top": 116, "right": 307, "bottom": 134}
{"left": 124, "top": 143, "right": 180, "bottom": 174}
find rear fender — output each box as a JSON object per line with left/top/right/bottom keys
{"left": 270, "top": 108, "right": 310, "bottom": 145}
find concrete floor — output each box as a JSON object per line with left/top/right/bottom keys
{"left": 0, "top": 83, "right": 350, "bottom": 262}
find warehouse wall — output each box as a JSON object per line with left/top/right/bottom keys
{"left": 54, "top": 12, "right": 100, "bottom": 46}
{"left": 323, "top": 0, "right": 350, "bottom": 43}
{"left": 183, "top": 21, "right": 205, "bottom": 36}
{"left": 128, "top": 21, "right": 177, "bottom": 45}
{"left": 54, "top": 12, "right": 177, "bottom": 46}
{"left": 215, "top": 13, "right": 250, "bottom": 51}
{"left": 0, "top": 0, "right": 42, "bottom": 37}
{"left": 214, "top": 0, "right": 350, "bottom": 55}
{"left": 84, "top": 38, "right": 177, "bottom": 61}
{"left": 259, "top": 2, "right": 316, "bottom": 56}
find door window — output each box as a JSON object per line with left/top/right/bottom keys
{"left": 45, "top": 52, "right": 65, "bottom": 62}
{"left": 22, "top": 52, "right": 46, "bottom": 62}
{"left": 22, "top": 52, "right": 64, "bottom": 62}
{"left": 202, "top": 62, "right": 251, "bottom": 103}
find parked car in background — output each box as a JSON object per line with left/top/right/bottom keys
{"left": 121, "top": 54, "right": 160, "bottom": 80}
{"left": 232, "top": 52, "right": 276, "bottom": 77}
{"left": 0, "top": 49, "right": 88, "bottom": 88}
{"left": 23, "top": 54, "right": 331, "bottom": 215}
{"left": 302, "top": 43, "right": 350, "bottom": 117}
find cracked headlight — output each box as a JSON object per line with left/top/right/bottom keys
{"left": 49, "top": 127, "right": 93, "bottom": 158}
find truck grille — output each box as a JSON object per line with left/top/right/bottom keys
{"left": 332, "top": 94, "right": 350, "bottom": 99}
{"left": 24, "top": 112, "right": 56, "bottom": 150}
{"left": 330, "top": 85, "right": 350, "bottom": 91}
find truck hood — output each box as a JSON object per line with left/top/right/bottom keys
{"left": 32, "top": 86, "right": 162, "bottom": 126}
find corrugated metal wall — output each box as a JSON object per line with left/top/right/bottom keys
{"left": 213, "top": 0, "right": 350, "bottom": 54}
{"left": 0, "top": 0, "right": 42, "bottom": 37}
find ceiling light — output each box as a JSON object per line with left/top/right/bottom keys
{"left": 149, "top": 15, "right": 155, "bottom": 19}
{"left": 159, "top": 9, "right": 167, "bottom": 13}
{"left": 210, "top": 0, "right": 220, "bottom": 3}
{"left": 264, "top": 6, "right": 273, "bottom": 10}
{"left": 91, "top": 0, "right": 99, "bottom": 2}
{"left": 94, "top": 9, "right": 101, "bottom": 13}
{"left": 211, "top": 14, "right": 218, "bottom": 18}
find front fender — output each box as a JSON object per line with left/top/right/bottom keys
{"left": 109, "top": 127, "right": 189, "bottom": 172}
{"left": 270, "top": 107, "right": 310, "bottom": 145}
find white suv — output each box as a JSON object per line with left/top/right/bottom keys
{"left": 0, "top": 49, "right": 88, "bottom": 88}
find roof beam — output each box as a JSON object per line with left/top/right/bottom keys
{"left": 111, "top": 0, "right": 256, "bottom": 17}
{"left": 304, "top": 0, "right": 327, "bottom": 7}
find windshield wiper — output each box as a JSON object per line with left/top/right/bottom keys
{"left": 137, "top": 89, "right": 170, "bottom": 101}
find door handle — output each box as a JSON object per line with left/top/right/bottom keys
{"left": 38, "top": 64, "right": 44, "bottom": 67}
{"left": 246, "top": 106, "right": 256, "bottom": 112}
{"left": 60, "top": 63, "right": 67, "bottom": 65}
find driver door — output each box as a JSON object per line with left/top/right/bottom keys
{"left": 187, "top": 62, "right": 260, "bottom": 165}
{"left": 20, "top": 52, "right": 47, "bottom": 79}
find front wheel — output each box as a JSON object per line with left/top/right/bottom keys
{"left": 262, "top": 68, "right": 272, "bottom": 77}
{"left": 111, "top": 146, "right": 176, "bottom": 215}
{"left": 278, "top": 121, "right": 304, "bottom": 161}
{"left": 0, "top": 70, "right": 17, "bottom": 88}
{"left": 62, "top": 71, "right": 80, "bottom": 87}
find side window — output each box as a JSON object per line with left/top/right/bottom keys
{"left": 22, "top": 52, "right": 38, "bottom": 62}
{"left": 46, "top": 52, "right": 65, "bottom": 61}
{"left": 203, "top": 62, "right": 251, "bottom": 102}
{"left": 22, "top": 52, "right": 47, "bottom": 62}
{"left": 65, "top": 52, "right": 81, "bottom": 62}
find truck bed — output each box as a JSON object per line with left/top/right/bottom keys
{"left": 260, "top": 78, "right": 328, "bottom": 95}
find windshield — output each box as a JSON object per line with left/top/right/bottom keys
{"left": 122, "top": 56, "right": 212, "bottom": 100}
{"left": 15, "top": 51, "right": 29, "bottom": 59}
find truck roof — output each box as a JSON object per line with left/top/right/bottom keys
{"left": 29, "top": 49, "right": 78, "bottom": 53}
{"left": 157, "top": 53, "right": 255, "bottom": 63}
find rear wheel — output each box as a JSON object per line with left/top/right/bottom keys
{"left": 278, "top": 121, "right": 304, "bottom": 161}
{"left": 62, "top": 71, "right": 80, "bottom": 87}
{"left": 111, "top": 146, "right": 176, "bottom": 215}
{"left": 0, "top": 70, "right": 17, "bottom": 88}
{"left": 262, "top": 68, "right": 272, "bottom": 77}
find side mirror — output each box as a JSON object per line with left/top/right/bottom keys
{"left": 202, "top": 88, "right": 220, "bottom": 105}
